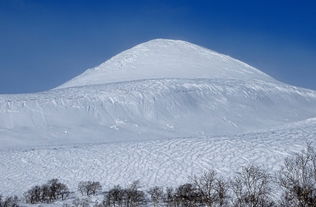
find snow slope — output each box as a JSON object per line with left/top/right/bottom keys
{"left": 1, "top": 39, "right": 316, "bottom": 150}
{"left": 1, "top": 117, "right": 315, "bottom": 196}
{"left": 1, "top": 79, "right": 316, "bottom": 150}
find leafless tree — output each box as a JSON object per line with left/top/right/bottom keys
{"left": 78, "top": 181, "right": 102, "bottom": 196}
{"left": 104, "top": 181, "right": 146, "bottom": 207}
{"left": 123, "top": 180, "right": 147, "bottom": 207}
{"left": 278, "top": 143, "right": 316, "bottom": 207}
{"left": 147, "top": 186, "right": 164, "bottom": 206}
{"left": 24, "top": 179, "right": 69, "bottom": 204}
{"left": 173, "top": 183, "right": 202, "bottom": 207}
{"left": 231, "top": 165, "right": 275, "bottom": 207}
{"left": 48, "top": 179, "right": 70, "bottom": 200}
{"left": 164, "top": 187, "right": 176, "bottom": 207}
{"left": 191, "top": 170, "right": 229, "bottom": 206}
{"left": 24, "top": 185, "right": 41, "bottom": 204}
{"left": 104, "top": 185, "right": 124, "bottom": 207}
{"left": 0, "top": 195, "right": 19, "bottom": 207}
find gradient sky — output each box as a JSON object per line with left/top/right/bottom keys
{"left": 0, "top": 0, "right": 316, "bottom": 93}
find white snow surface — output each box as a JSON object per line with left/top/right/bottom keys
{"left": 1, "top": 79, "right": 316, "bottom": 150}
{"left": 0, "top": 39, "right": 316, "bottom": 196}
{"left": 1, "top": 118, "right": 316, "bottom": 196}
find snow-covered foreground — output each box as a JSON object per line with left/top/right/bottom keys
{"left": 1, "top": 118, "right": 315, "bottom": 196}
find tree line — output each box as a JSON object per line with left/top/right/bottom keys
{"left": 1, "top": 144, "right": 315, "bottom": 207}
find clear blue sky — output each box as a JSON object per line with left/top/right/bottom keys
{"left": 0, "top": 0, "right": 316, "bottom": 93}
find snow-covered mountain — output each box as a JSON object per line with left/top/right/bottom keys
{"left": 57, "top": 39, "right": 276, "bottom": 89}
{"left": 1, "top": 39, "right": 316, "bottom": 150}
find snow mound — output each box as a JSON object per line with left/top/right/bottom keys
{"left": 57, "top": 39, "right": 276, "bottom": 89}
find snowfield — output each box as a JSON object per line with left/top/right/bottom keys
{"left": 0, "top": 39, "right": 315, "bottom": 197}
{"left": 1, "top": 117, "right": 316, "bottom": 196}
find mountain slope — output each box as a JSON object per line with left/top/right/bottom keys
{"left": 1, "top": 78, "right": 316, "bottom": 150}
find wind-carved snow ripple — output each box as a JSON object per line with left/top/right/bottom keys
{"left": 1, "top": 118, "right": 315, "bottom": 196}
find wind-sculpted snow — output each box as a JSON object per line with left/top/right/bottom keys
{"left": 1, "top": 79, "right": 316, "bottom": 149}
{"left": 57, "top": 39, "right": 276, "bottom": 89}
{"left": 1, "top": 118, "right": 315, "bottom": 196}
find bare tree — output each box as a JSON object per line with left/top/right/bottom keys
{"left": 278, "top": 143, "right": 316, "bottom": 207}
{"left": 164, "top": 187, "right": 176, "bottom": 207}
{"left": 104, "top": 181, "right": 146, "bottom": 207}
{"left": 78, "top": 181, "right": 102, "bottom": 196}
{"left": 104, "top": 185, "right": 124, "bottom": 207}
{"left": 173, "top": 183, "right": 202, "bottom": 207}
{"left": 147, "top": 186, "right": 164, "bottom": 206}
{"left": 191, "top": 170, "right": 229, "bottom": 206}
{"left": 0, "top": 195, "right": 19, "bottom": 207}
{"left": 24, "top": 179, "right": 69, "bottom": 204}
{"left": 48, "top": 179, "right": 70, "bottom": 200}
{"left": 123, "top": 180, "right": 147, "bottom": 207}
{"left": 231, "top": 165, "right": 275, "bottom": 207}
{"left": 24, "top": 185, "right": 41, "bottom": 204}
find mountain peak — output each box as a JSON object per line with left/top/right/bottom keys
{"left": 57, "top": 39, "right": 275, "bottom": 89}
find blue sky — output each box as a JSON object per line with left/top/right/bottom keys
{"left": 0, "top": 0, "right": 316, "bottom": 93}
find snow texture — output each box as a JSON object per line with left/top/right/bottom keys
{"left": 1, "top": 118, "right": 316, "bottom": 196}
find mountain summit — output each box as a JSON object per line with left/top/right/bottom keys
{"left": 57, "top": 39, "right": 275, "bottom": 89}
